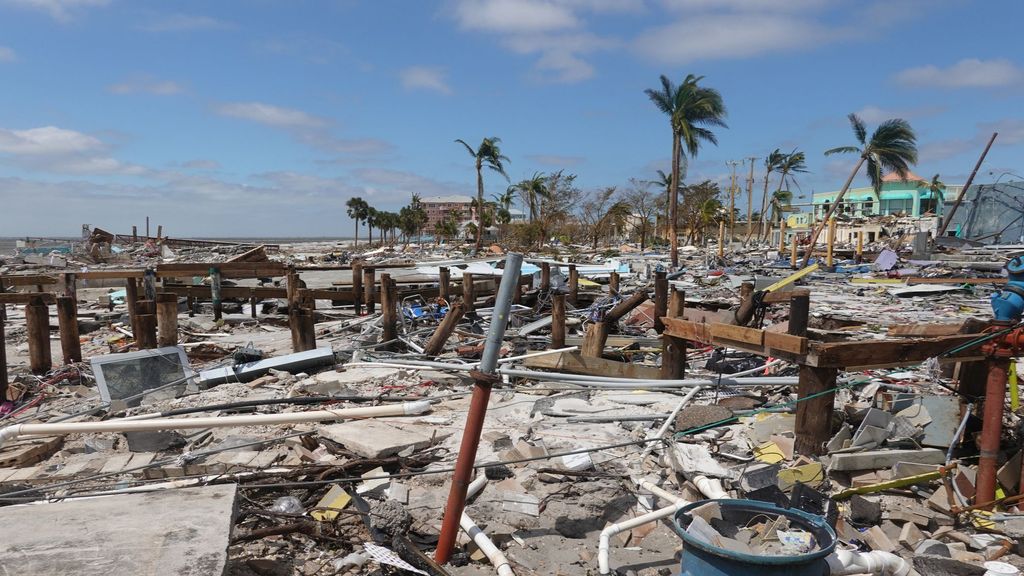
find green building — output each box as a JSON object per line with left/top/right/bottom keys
{"left": 811, "top": 171, "right": 961, "bottom": 220}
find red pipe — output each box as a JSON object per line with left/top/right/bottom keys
{"left": 434, "top": 380, "right": 492, "bottom": 564}
{"left": 977, "top": 357, "right": 1009, "bottom": 508}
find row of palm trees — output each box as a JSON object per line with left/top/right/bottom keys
{"left": 345, "top": 194, "right": 427, "bottom": 248}
{"left": 643, "top": 73, "right": 919, "bottom": 267}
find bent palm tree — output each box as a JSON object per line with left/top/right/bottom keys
{"left": 455, "top": 137, "right": 510, "bottom": 251}
{"left": 752, "top": 149, "right": 785, "bottom": 242}
{"left": 802, "top": 114, "right": 917, "bottom": 267}
{"left": 645, "top": 74, "right": 727, "bottom": 267}
{"left": 768, "top": 190, "right": 793, "bottom": 229}
{"left": 511, "top": 172, "right": 549, "bottom": 223}
{"left": 762, "top": 150, "right": 807, "bottom": 239}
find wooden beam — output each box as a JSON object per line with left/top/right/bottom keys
{"left": 550, "top": 293, "right": 566, "bottom": 349}
{"left": 156, "top": 262, "right": 287, "bottom": 277}
{"left": 423, "top": 301, "right": 465, "bottom": 357}
{"left": 524, "top": 351, "right": 661, "bottom": 380}
{"left": 56, "top": 296, "right": 81, "bottom": 364}
{"left": 0, "top": 293, "right": 56, "bottom": 305}
{"left": 0, "top": 275, "right": 57, "bottom": 286}
{"left": 806, "top": 334, "right": 982, "bottom": 369}
{"left": 794, "top": 366, "right": 838, "bottom": 456}
{"left": 710, "top": 322, "right": 764, "bottom": 346}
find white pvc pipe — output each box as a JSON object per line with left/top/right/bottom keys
{"left": 496, "top": 346, "right": 578, "bottom": 365}
{"left": 462, "top": 475, "right": 515, "bottom": 576}
{"left": 639, "top": 387, "right": 702, "bottom": 460}
{"left": 826, "top": 548, "right": 912, "bottom": 576}
{"left": 0, "top": 401, "right": 432, "bottom": 448}
{"left": 598, "top": 496, "right": 690, "bottom": 574}
{"left": 693, "top": 475, "right": 729, "bottom": 500}
{"left": 638, "top": 480, "right": 686, "bottom": 505}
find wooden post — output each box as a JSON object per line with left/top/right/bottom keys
{"left": 132, "top": 225, "right": 138, "bottom": 242}
{"left": 718, "top": 220, "right": 726, "bottom": 259}
{"left": 778, "top": 219, "right": 787, "bottom": 253}
{"left": 156, "top": 225, "right": 163, "bottom": 241}
{"left": 609, "top": 272, "right": 620, "bottom": 297}
{"left": 56, "top": 296, "right": 81, "bottom": 364}
{"left": 438, "top": 266, "right": 450, "bottom": 304}
{"left": 826, "top": 217, "right": 836, "bottom": 267}
{"left": 351, "top": 261, "right": 363, "bottom": 315}
{"left": 125, "top": 278, "right": 139, "bottom": 333}
{"left": 512, "top": 275, "right": 522, "bottom": 305}
{"left": 654, "top": 270, "right": 668, "bottom": 334}
{"left": 0, "top": 279, "right": 7, "bottom": 399}
{"left": 363, "top": 266, "right": 376, "bottom": 314}
{"left": 790, "top": 235, "right": 798, "bottom": 269}
{"left": 856, "top": 231, "right": 864, "bottom": 263}
{"left": 381, "top": 274, "right": 397, "bottom": 346}
{"left": 249, "top": 289, "right": 258, "bottom": 319}
{"left": 26, "top": 296, "right": 51, "bottom": 374}
{"left": 156, "top": 293, "right": 179, "bottom": 347}
{"left": 462, "top": 272, "right": 475, "bottom": 312}
{"left": 582, "top": 290, "right": 648, "bottom": 358}
{"left": 550, "top": 293, "right": 566, "bottom": 349}
{"left": 210, "top": 267, "right": 223, "bottom": 321}
{"left": 540, "top": 262, "right": 550, "bottom": 293}
{"left": 135, "top": 300, "right": 157, "bottom": 349}
{"left": 568, "top": 265, "right": 579, "bottom": 306}
{"left": 424, "top": 301, "right": 465, "bottom": 356}
{"left": 661, "top": 289, "right": 686, "bottom": 379}
{"left": 143, "top": 268, "right": 157, "bottom": 300}
{"left": 788, "top": 290, "right": 810, "bottom": 336}
{"left": 794, "top": 366, "right": 838, "bottom": 456}
{"left": 186, "top": 287, "right": 195, "bottom": 318}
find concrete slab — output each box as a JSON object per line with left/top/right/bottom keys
{"left": 0, "top": 484, "right": 237, "bottom": 576}
{"left": 828, "top": 448, "right": 945, "bottom": 471}
{"left": 320, "top": 419, "right": 445, "bottom": 458}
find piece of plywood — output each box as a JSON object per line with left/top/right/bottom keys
{"left": 764, "top": 331, "right": 808, "bottom": 355}
{"left": 523, "top": 351, "right": 662, "bottom": 380}
{"left": 710, "top": 323, "right": 765, "bottom": 346}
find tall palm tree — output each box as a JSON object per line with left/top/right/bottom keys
{"left": 762, "top": 150, "right": 808, "bottom": 240}
{"left": 511, "top": 172, "right": 549, "bottom": 223}
{"left": 365, "top": 207, "right": 379, "bottom": 247}
{"left": 768, "top": 190, "right": 794, "bottom": 229}
{"left": 455, "top": 137, "right": 510, "bottom": 251}
{"left": 345, "top": 197, "right": 368, "bottom": 248}
{"left": 802, "top": 113, "right": 917, "bottom": 266}
{"left": 645, "top": 74, "right": 727, "bottom": 267}
{"left": 921, "top": 173, "right": 945, "bottom": 215}
{"left": 751, "top": 149, "right": 785, "bottom": 242}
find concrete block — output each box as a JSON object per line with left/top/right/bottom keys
{"left": 0, "top": 484, "right": 236, "bottom": 575}
{"left": 828, "top": 448, "right": 945, "bottom": 471}
{"left": 913, "top": 554, "right": 986, "bottom": 576}
{"left": 862, "top": 525, "right": 897, "bottom": 552}
{"left": 849, "top": 495, "right": 881, "bottom": 524}
{"left": 899, "top": 521, "right": 924, "bottom": 550}
{"left": 915, "top": 539, "right": 951, "bottom": 557}
{"left": 320, "top": 419, "right": 445, "bottom": 459}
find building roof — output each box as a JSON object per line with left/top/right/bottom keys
{"left": 421, "top": 194, "right": 473, "bottom": 204}
{"left": 882, "top": 170, "right": 926, "bottom": 183}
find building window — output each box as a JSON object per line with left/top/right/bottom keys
{"left": 881, "top": 198, "right": 913, "bottom": 215}
{"left": 920, "top": 195, "right": 938, "bottom": 215}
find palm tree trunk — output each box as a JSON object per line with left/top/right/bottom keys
{"left": 353, "top": 220, "right": 359, "bottom": 248}
{"left": 801, "top": 155, "right": 865, "bottom": 267}
{"left": 368, "top": 224, "right": 373, "bottom": 246}
{"left": 669, "top": 135, "right": 681, "bottom": 267}
{"left": 758, "top": 173, "right": 772, "bottom": 241}
{"left": 475, "top": 163, "right": 484, "bottom": 251}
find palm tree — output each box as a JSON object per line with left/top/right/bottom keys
{"left": 750, "top": 149, "right": 785, "bottom": 242}
{"left": 511, "top": 172, "right": 548, "bottom": 223}
{"left": 345, "top": 197, "right": 368, "bottom": 248}
{"left": 768, "top": 190, "right": 793, "bottom": 229}
{"left": 802, "top": 113, "right": 917, "bottom": 266}
{"left": 762, "top": 150, "right": 807, "bottom": 240}
{"left": 921, "top": 173, "right": 945, "bottom": 215}
{"left": 647, "top": 168, "right": 680, "bottom": 238}
{"left": 455, "top": 137, "right": 510, "bottom": 251}
{"left": 645, "top": 74, "right": 727, "bottom": 267}
{"left": 365, "top": 207, "right": 379, "bottom": 247}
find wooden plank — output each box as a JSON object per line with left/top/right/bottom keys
{"left": 523, "top": 351, "right": 661, "bottom": 380}
{"left": 662, "top": 317, "right": 711, "bottom": 345}
{"left": 0, "top": 436, "right": 63, "bottom": 468}
{"left": 0, "top": 275, "right": 57, "bottom": 286}
{"left": 0, "top": 293, "right": 56, "bottom": 305}
{"left": 75, "top": 269, "right": 146, "bottom": 280}
{"left": 806, "top": 334, "right": 983, "bottom": 368}
{"left": 764, "top": 331, "right": 808, "bottom": 355}
{"left": 709, "top": 323, "right": 764, "bottom": 346}
{"left": 887, "top": 322, "right": 968, "bottom": 337}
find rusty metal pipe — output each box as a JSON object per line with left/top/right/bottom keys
{"left": 977, "top": 357, "right": 1009, "bottom": 508}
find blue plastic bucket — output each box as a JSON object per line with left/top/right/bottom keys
{"left": 672, "top": 499, "right": 836, "bottom": 576}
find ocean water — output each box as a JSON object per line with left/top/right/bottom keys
{"left": 0, "top": 236, "right": 356, "bottom": 255}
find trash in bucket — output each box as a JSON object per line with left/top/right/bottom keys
{"left": 673, "top": 499, "right": 836, "bottom": 576}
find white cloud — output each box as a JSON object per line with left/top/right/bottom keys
{"left": 503, "top": 32, "right": 615, "bottom": 82}
{"left": 0, "top": 46, "right": 16, "bottom": 62}
{"left": 0, "top": 126, "right": 103, "bottom": 155}
{"left": 635, "top": 13, "right": 829, "bottom": 64}
{"left": 215, "top": 102, "right": 326, "bottom": 129}
{"left": 399, "top": 66, "right": 452, "bottom": 95}
{"left": 919, "top": 119, "right": 1024, "bottom": 163}
{"left": 181, "top": 159, "right": 221, "bottom": 170}
{"left": 452, "top": 0, "right": 579, "bottom": 34}
{"left": 853, "top": 104, "right": 946, "bottom": 124}
{"left": 2, "top": 0, "right": 109, "bottom": 22}
{"left": 660, "top": 0, "right": 826, "bottom": 11}
{"left": 895, "top": 59, "right": 1024, "bottom": 89}
{"left": 108, "top": 76, "right": 184, "bottom": 95}
{"left": 353, "top": 167, "right": 469, "bottom": 199}
{"left": 138, "top": 13, "right": 232, "bottom": 32}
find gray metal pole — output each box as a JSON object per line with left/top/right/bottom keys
{"left": 479, "top": 252, "right": 522, "bottom": 373}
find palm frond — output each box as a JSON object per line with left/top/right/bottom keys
{"left": 825, "top": 146, "right": 860, "bottom": 156}
{"left": 848, "top": 113, "right": 867, "bottom": 145}
{"left": 454, "top": 138, "right": 476, "bottom": 158}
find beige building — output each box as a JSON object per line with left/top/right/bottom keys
{"left": 421, "top": 194, "right": 474, "bottom": 228}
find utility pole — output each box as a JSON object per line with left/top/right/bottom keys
{"left": 726, "top": 161, "right": 741, "bottom": 241}
{"left": 745, "top": 157, "right": 757, "bottom": 236}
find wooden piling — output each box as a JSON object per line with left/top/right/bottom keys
{"left": 156, "top": 225, "right": 163, "bottom": 241}
{"left": 661, "top": 289, "right": 686, "bottom": 379}
{"left": 654, "top": 270, "right": 668, "bottom": 334}
{"left": 125, "top": 278, "right": 139, "bottom": 333}
{"left": 156, "top": 293, "right": 179, "bottom": 347}
{"left": 582, "top": 290, "right": 648, "bottom": 358}
{"left": 438, "top": 266, "right": 450, "bottom": 304}
{"left": 790, "top": 235, "right": 798, "bottom": 269}
{"left": 856, "top": 231, "right": 864, "bottom": 263}
{"left": 143, "top": 268, "right": 157, "bottom": 300}
{"left": 362, "top": 266, "right": 376, "bottom": 314}
{"left": 381, "top": 274, "right": 397, "bottom": 346}
{"left": 424, "top": 301, "right": 465, "bottom": 357}
{"left": 186, "top": 287, "right": 195, "bottom": 318}
{"left": 609, "top": 272, "right": 620, "bottom": 297}
{"left": 462, "top": 272, "right": 475, "bottom": 312}
{"left": 210, "top": 267, "right": 223, "bottom": 321}
{"left": 249, "top": 290, "right": 258, "bottom": 319}
{"left": 778, "top": 219, "right": 787, "bottom": 253}
{"left": 135, "top": 300, "right": 157, "bottom": 349}
{"left": 788, "top": 289, "right": 833, "bottom": 456}
{"left": 0, "top": 279, "right": 7, "bottom": 399}
{"left": 132, "top": 226, "right": 138, "bottom": 242}
{"left": 568, "top": 265, "right": 579, "bottom": 306}
{"left": 56, "top": 296, "right": 81, "bottom": 364}
{"left": 351, "top": 261, "right": 363, "bottom": 315}
{"left": 718, "top": 220, "right": 726, "bottom": 259}
{"left": 540, "top": 262, "right": 550, "bottom": 293}
{"left": 826, "top": 218, "right": 836, "bottom": 267}
{"left": 26, "top": 296, "right": 52, "bottom": 374}
{"left": 550, "top": 293, "right": 566, "bottom": 349}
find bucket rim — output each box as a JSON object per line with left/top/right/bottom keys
{"left": 672, "top": 498, "right": 837, "bottom": 565}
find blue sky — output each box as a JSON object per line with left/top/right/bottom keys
{"left": 1, "top": 0, "right": 1022, "bottom": 237}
